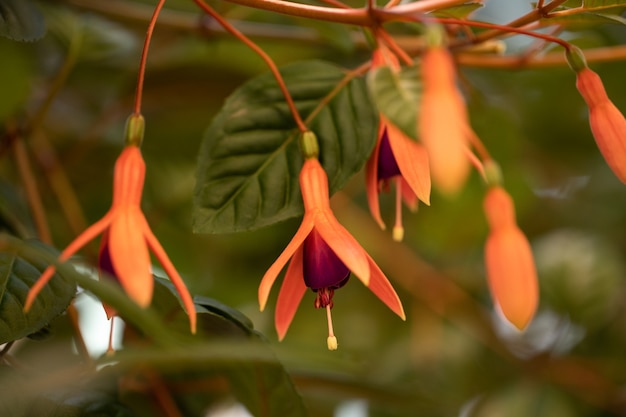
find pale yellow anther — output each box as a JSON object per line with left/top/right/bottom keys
{"left": 392, "top": 226, "right": 404, "bottom": 242}
{"left": 327, "top": 336, "right": 338, "bottom": 351}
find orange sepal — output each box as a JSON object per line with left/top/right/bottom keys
{"left": 109, "top": 208, "right": 153, "bottom": 309}
{"left": 259, "top": 216, "right": 314, "bottom": 311}
{"left": 143, "top": 218, "right": 197, "bottom": 334}
{"left": 365, "top": 254, "right": 406, "bottom": 320}
{"left": 385, "top": 119, "right": 431, "bottom": 205}
{"left": 365, "top": 123, "right": 387, "bottom": 230}
{"left": 275, "top": 247, "right": 307, "bottom": 340}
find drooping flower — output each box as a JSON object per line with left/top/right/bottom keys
{"left": 366, "top": 118, "right": 431, "bottom": 241}
{"left": 419, "top": 45, "right": 470, "bottom": 195}
{"left": 24, "top": 144, "right": 197, "bottom": 333}
{"left": 574, "top": 67, "right": 626, "bottom": 184}
{"left": 483, "top": 186, "right": 538, "bottom": 330}
{"left": 259, "top": 156, "right": 405, "bottom": 349}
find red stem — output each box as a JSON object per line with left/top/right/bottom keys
{"left": 133, "top": 0, "right": 167, "bottom": 115}
{"left": 193, "top": 0, "right": 308, "bottom": 132}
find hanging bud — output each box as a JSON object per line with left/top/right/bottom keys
{"left": 483, "top": 187, "right": 538, "bottom": 330}
{"left": 575, "top": 67, "right": 626, "bottom": 184}
{"left": 419, "top": 44, "right": 470, "bottom": 196}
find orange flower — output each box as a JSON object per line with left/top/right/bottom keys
{"left": 483, "top": 186, "right": 538, "bottom": 330}
{"left": 575, "top": 67, "right": 626, "bottom": 184}
{"left": 24, "top": 145, "right": 197, "bottom": 333}
{"left": 259, "top": 157, "right": 405, "bottom": 349}
{"left": 419, "top": 46, "right": 470, "bottom": 195}
{"left": 366, "top": 117, "right": 431, "bottom": 241}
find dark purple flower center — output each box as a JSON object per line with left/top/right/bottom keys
{"left": 98, "top": 236, "right": 120, "bottom": 285}
{"left": 377, "top": 128, "right": 401, "bottom": 180}
{"left": 302, "top": 229, "right": 350, "bottom": 298}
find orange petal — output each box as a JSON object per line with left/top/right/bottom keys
{"left": 365, "top": 124, "right": 387, "bottom": 230}
{"left": 314, "top": 211, "right": 370, "bottom": 286}
{"left": 109, "top": 208, "right": 153, "bottom": 309}
{"left": 589, "top": 101, "right": 626, "bottom": 184}
{"left": 300, "top": 158, "right": 332, "bottom": 211}
{"left": 385, "top": 119, "right": 431, "bottom": 205}
{"left": 112, "top": 145, "right": 146, "bottom": 207}
{"left": 142, "top": 217, "right": 197, "bottom": 334}
{"left": 485, "top": 227, "right": 538, "bottom": 330}
{"left": 259, "top": 216, "right": 314, "bottom": 311}
{"left": 365, "top": 254, "right": 405, "bottom": 320}
{"left": 275, "top": 246, "right": 307, "bottom": 340}
{"left": 24, "top": 212, "right": 114, "bottom": 312}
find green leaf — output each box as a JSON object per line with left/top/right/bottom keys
{"left": 193, "top": 60, "right": 378, "bottom": 233}
{"left": 0, "top": 38, "right": 33, "bottom": 122}
{"left": 0, "top": 179, "right": 36, "bottom": 238}
{"left": 25, "top": 390, "right": 138, "bottom": 417}
{"left": 0, "top": 240, "right": 76, "bottom": 344}
{"left": 429, "top": 2, "right": 484, "bottom": 18}
{"left": 149, "top": 276, "right": 254, "bottom": 338}
{"left": 0, "top": 0, "right": 45, "bottom": 41}
{"left": 367, "top": 64, "right": 422, "bottom": 140}
{"left": 227, "top": 363, "right": 308, "bottom": 417}
{"left": 42, "top": 4, "right": 139, "bottom": 63}
{"left": 541, "top": 11, "right": 626, "bottom": 28}
{"left": 583, "top": 0, "right": 626, "bottom": 7}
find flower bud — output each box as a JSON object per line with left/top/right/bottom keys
{"left": 419, "top": 46, "right": 470, "bottom": 195}
{"left": 483, "top": 187, "right": 538, "bottom": 330}
{"left": 575, "top": 68, "right": 626, "bottom": 184}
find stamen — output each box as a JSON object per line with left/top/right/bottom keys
{"left": 106, "top": 317, "right": 116, "bottom": 355}
{"left": 326, "top": 304, "right": 338, "bottom": 351}
{"left": 393, "top": 178, "right": 404, "bottom": 242}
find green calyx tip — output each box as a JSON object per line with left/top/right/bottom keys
{"left": 301, "top": 131, "right": 319, "bottom": 159}
{"left": 484, "top": 160, "right": 503, "bottom": 187}
{"left": 425, "top": 24, "right": 446, "bottom": 48}
{"left": 125, "top": 113, "right": 145, "bottom": 147}
{"left": 565, "top": 46, "right": 588, "bottom": 73}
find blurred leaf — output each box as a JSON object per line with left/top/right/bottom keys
{"left": 0, "top": 38, "right": 33, "bottom": 121}
{"left": 367, "top": 63, "right": 421, "bottom": 140}
{"left": 193, "top": 60, "right": 377, "bottom": 233}
{"left": 42, "top": 4, "right": 138, "bottom": 63}
{"left": 227, "top": 364, "right": 308, "bottom": 417}
{"left": 429, "top": 2, "right": 484, "bottom": 18}
{"left": 301, "top": 20, "right": 356, "bottom": 53}
{"left": 0, "top": 240, "right": 76, "bottom": 344}
{"left": 470, "top": 383, "right": 577, "bottom": 417}
{"left": 25, "top": 389, "right": 137, "bottom": 417}
{"left": 543, "top": 11, "right": 626, "bottom": 27}
{"left": 0, "top": 0, "right": 45, "bottom": 41}
{"left": 584, "top": 0, "right": 626, "bottom": 6}
{"left": 0, "top": 179, "right": 35, "bottom": 238}
{"left": 149, "top": 276, "right": 254, "bottom": 337}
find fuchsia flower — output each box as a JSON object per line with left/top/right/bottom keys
{"left": 259, "top": 157, "right": 405, "bottom": 349}
{"left": 483, "top": 186, "right": 538, "bottom": 330}
{"left": 419, "top": 46, "right": 471, "bottom": 195}
{"left": 367, "top": 47, "right": 430, "bottom": 240}
{"left": 366, "top": 118, "right": 431, "bottom": 241}
{"left": 575, "top": 67, "right": 626, "bottom": 184}
{"left": 25, "top": 145, "right": 197, "bottom": 333}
